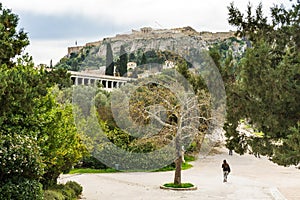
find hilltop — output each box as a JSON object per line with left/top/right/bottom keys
{"left": 54, "top": 26, "right": 244, "bottom": 74}
{"left": 67, "top": 26, "right": 235, "bottom": 56}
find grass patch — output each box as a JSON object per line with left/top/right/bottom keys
{"left": 184, "top": 155, "right": 196, "bottom": 162}
{"left": 68, "top": 168, "right": 118, "bottom": 174}
{"left": 163, "top": 182, "right": 194, "bottom": 188}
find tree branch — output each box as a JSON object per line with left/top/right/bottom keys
{"left": 144, "top": 110, "right": 174, "bottom": 128}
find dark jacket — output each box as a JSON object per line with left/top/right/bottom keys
{"left": 222, "top": 163, "right": 231, "bottom": 173}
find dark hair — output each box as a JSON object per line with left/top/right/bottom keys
{"left": 223, "top": 160, "right": 227, "bottom": 163}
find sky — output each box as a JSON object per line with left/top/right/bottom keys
{"left": 1, "top": 0, "right": 292, "bottom": 65}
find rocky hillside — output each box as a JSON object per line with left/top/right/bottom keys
{"left": 68, "top": 27, "right": 235, "bottom": 55}
{"left": 55, "top": 26, "right": 243, "bottom": 72}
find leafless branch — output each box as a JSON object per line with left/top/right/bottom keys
{"left": 144, "top": 110, "right": 174, "bottom": 128}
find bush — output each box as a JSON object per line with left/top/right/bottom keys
{"left": 65, "top": 181, "right": 83, "bottom": 196}
{"left": 129, "top": 141, "right": 156, "bottom": 153}
{"left": 60, "top": 186, "right": 76, "bottom": 200}
{"left": 45, "top": 181, "right": 82, "bottom": 200}
{"left": 0, "top": 178, "right": 43, "bottom": 200}
{"left": 0, "top": 134, "right": 44, "bottom": 200}
{"left": 0, "top": 134, "right": 44, "bottom": 182}
{"left": 76, "top": 155, "right": 108, "bottom": 169}
{"left": 44, "top": 190, "right": 65, "bottom": 200}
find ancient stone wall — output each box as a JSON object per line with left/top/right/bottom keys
{"left": 86, "top": 41, "right": 102, "bottom": 47}
{"left": 67, "top": 27, "right": 235, "bottom": 55}
{"left": 68, "top": 46, "right": 84, "bottom": 55}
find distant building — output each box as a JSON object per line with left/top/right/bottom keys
{"left": 127, "top": 62, "right": 137, "bottom": 71}
{"left": 127, "top": 62, "right": 137, "bottom": 77}
{"left": 140, "top": 27, "right": 153, "bottom": 34}
{"left": 163, "top": 60, "right": 175, "bottom": 69}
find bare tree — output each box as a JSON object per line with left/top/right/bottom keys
{"left": 122, "top": 72, "right": 211, "bottom": 185}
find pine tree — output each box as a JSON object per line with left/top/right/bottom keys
{"left": 0, "top": 3, "right": 29, "bottom": 67}
{"left": 223, "top": 1, "right": 300, "bottom": 166}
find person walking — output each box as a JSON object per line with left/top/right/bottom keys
{"left": 222, "top": 160, "right": 231, "bottom": 182}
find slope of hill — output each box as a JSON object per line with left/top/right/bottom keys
{"left": 54, "top": 26, "right": 244, "bottom": 73}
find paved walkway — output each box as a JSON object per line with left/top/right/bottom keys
{"left": 59, "top": 148, "right": 300, "bottom": 200}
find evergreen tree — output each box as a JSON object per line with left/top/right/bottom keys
{"left": 223, "top": 1, "right": 300, "bottom": 166}
{"left": 141, "top": 53, "right": 147, "bottom": 65}
{"left": 129, "top": 52, "right": 136, "bottom": 62}
{"left": 0, "top": 3, "right": 29, "bottom": 68}
{"left": 105, "top": 42, "right": 114, "bottom": 76}
{"left": 0, "top": 3, "right": 84, "bottom": 197}
{"left": 117, "top": 45, "right": 128, "bottom": 76}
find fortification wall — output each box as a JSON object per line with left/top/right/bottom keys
{"left": 67, "top": 27, "right": 236, "bottom": 55}
{"left": 68, "top": 46, "right": 84, "bottom": 55}
{"left": 86, "top": 41, "right": 102, "bottom": 47}
{"left": 200, "top": 31, "right": 235, "bottom": 41}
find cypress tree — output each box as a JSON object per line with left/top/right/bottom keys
{"left": 129, "top": 52, "right": 136, "bottom": 62}
{"left": 141, "top": 53, "right": 147, "bottom": 65}
{"left": 118, "top": 45, "right": 128, "bottom": 76}
{"left": 105, "top": 43, "right": 114, "bottom": 76}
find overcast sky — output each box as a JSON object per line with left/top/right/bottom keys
{"left": 1, "top": 0, "right": 291, "bottom": 65}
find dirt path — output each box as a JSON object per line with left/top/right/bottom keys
{"left": 59, "top": 148, "right": 300, "bottom": 200}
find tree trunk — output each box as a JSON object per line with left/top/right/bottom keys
{"left": 174, "top": 151, "right": 182, "bottom": 185}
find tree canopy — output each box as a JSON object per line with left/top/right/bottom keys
{"left": 223, "top": 1, "right": 300, "bottom": 166}
{"left": 0, "top": 3, "right": 29, "bottom": 67}
{"left": 0, "top": 3, "right": 85, "bottom": 198}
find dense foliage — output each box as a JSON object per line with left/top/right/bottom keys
{"left": 220, "top": 1, "right": 300, "bottom": 166}
{"left": 44, "top": 181, "right": 83, "bottom": 200}
{"left": 54, "top": 42, "right": 171, "bottom": 76}
{"left": 0, "top": 3, "right": 84, "bottom": 198}
{"left": 0, "top": 3, "right": 29, "bottom": 67}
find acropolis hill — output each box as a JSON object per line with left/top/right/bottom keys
{"left": 68, "top": 26, "right": 235, "bottom": 55}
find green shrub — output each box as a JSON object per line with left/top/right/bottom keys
{"left": 46, "top": 182, "right": 82, "bottom": 200}
{"left": 0, "top": 178, "right": 43, "bottom": 200}
{"left": 129, "top": 141, "right": 156, "bottom": 153}
{"left": 0, "top": 134, "right": 44, "bottom": 199}
{"left": 60, "top": 186, "right": 76, "bottom": 200}
{"left": 65, "top": 181, "right": 83, "bottom": 196}
{"left": 44, "top": 190, "right": 65, "bottom": 200}
{"left": 0, "top": 134, "right": 44, "bottom": 182}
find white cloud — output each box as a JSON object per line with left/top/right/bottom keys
{"left": 2, "top": 0, "right": 289, "bottom": 31}
{"left": 1, "top": 0, "right": 292, "bottom": 65}
{"left": 25, "top": 37, "right": 99, "bottom": 65}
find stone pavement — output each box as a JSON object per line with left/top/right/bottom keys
{"left": 59, "top": 148, "right": 300, "bottom": 200}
